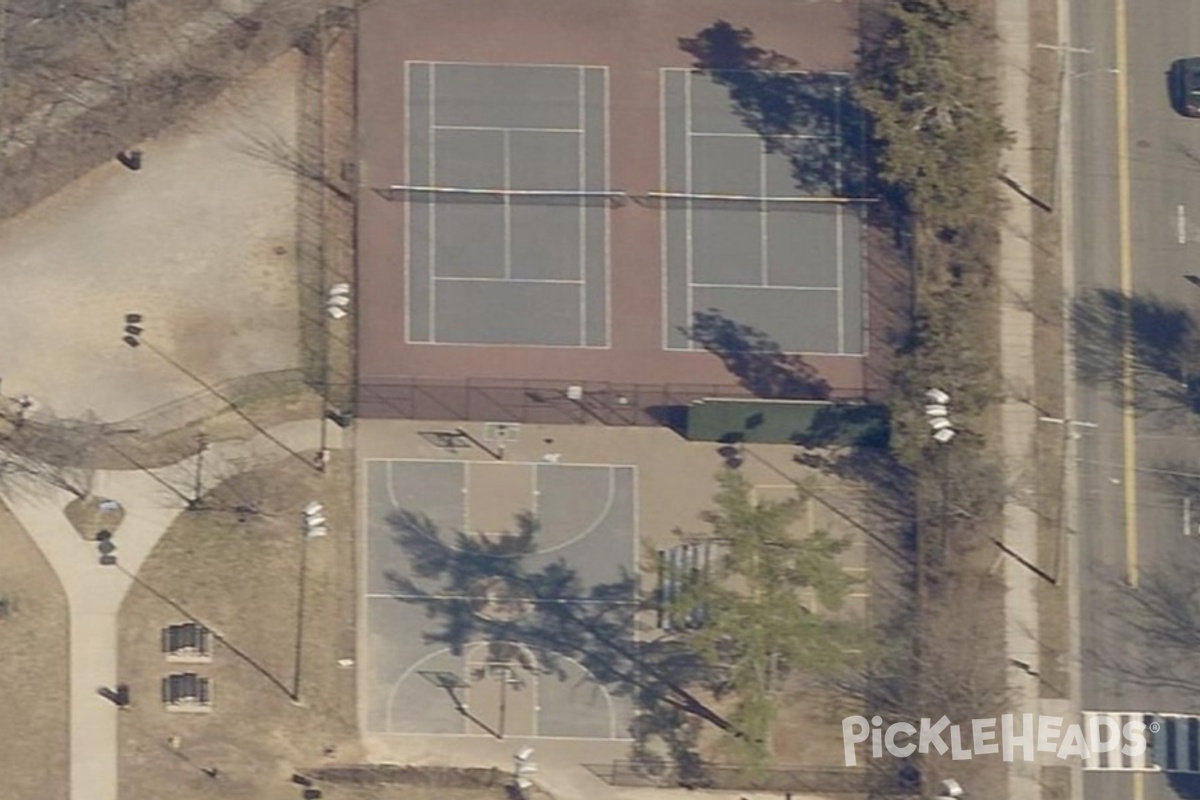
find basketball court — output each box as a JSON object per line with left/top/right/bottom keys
{"left": 363, "top": 458, "right": 638, "bottom": 739}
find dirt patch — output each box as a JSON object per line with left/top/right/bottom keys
{"left": 0, "top": 499, "right": 69, "bottom": 800}
{"left": 0, "top": 52, "right": 309, "bottom": 423}
{"left": 298, "top": 764, "right": 552, "bottom": 800}
{"left": 117, "top": 451, "right": 357, "bottom": 800}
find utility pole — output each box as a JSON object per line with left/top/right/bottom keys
{"left": 122, "top": 315, "right": 320, "bottom": 473}
{"left": 192, "top": 433, "right": 209, "bottom": 506}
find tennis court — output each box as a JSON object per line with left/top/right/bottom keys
{"left": 363, "top": 459, "right": 638, "bottom": 739}
{"left": 357, "top": 0, "right": 873, "bottom": 409}
{"left": 660, "top": 69, "right": 864, "bottom": 355}
{"left": 402, "top": 62, "right": 610, "bottom": 348}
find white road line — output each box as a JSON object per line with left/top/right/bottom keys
{"left": 1180, "top": 204, "right": 1188, "bottom": 244}
{"left": 1185, "top": 496, "right": 1192, "bottom": 536}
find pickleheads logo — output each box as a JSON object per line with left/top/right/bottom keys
{"left": 842, "top": 714, "right": 1153, "bottom": 766}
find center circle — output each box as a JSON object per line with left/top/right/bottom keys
{"left": 470, "top": 576, "right": 533, "bottom": 622}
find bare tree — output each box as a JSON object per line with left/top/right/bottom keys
{"left": 0, "top": 408, "right": 99, "bottom": 499}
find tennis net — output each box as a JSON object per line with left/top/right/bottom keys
{"left": 380, "top": 184, "right": 629, "bottom": 207}
{"left": 634, "top": 191, "right": 877, "bottom": 209}
{"left": 378, "top": 185, "right": 877, "bottom": 209}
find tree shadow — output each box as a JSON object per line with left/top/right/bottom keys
{"left": 1169, "top": 773, "right": 1200, "bottom": 799}
{"left": 1085, "top": 553, "right": 1200, "bottom": 707}
{"left": 682, "top": 308, "right": 832, "bottom": 400}
{"left": 1072, "top": 287, "right": 1200, "bottom": 423}
{"left": 678, "top": 20, "right": 869, "bottom": 200}
{"left": 382, "top": 507, "right": 733, "bottom": 764}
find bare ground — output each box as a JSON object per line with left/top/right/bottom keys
{"left": 0, "top": 50, "right": 308, "bottom": 422}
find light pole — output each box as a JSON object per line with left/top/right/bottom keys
{"left": 100, "top": 436, "right": 201, "bottom": 510}
{"left": 122, "top": 314, "right": 322, "bottom": 474}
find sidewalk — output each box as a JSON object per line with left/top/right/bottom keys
{"left": 995, "top": 1, "right": 1061, "bottom": 800}
{"left": 3, "top": 418, "right": 343, "bottom": 800}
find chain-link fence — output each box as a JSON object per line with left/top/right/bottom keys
{"left": 353, "top": 378, "right": 787, "bottom": 426}
{"left": 583, "top": 760, "right": 919, "bottom": 795}
{"left": 107, "top": 368, "right": 312, "bottom": 438}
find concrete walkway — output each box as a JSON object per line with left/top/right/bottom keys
{"left": 4, "top": 418, "right": 344, "bottom": 800}
{"left": 995, "top": 0, "right": 1073, "bottom": 799}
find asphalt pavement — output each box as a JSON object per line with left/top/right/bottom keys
{"left": 1069, "top": 1, "right": 1200, "bottom": 800}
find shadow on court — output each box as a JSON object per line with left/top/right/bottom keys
{"left": 681, "top": 308, "right": 832, "bottom": 400}
{"left": 382, "top": 507, "right": 724, "bottom": 759}
{"left": 678, "top": 20, "right": 869, "bottom": 200}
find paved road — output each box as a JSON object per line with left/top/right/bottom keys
{"left": 1070, "top": 1, "right": 1200, "bottom": 799}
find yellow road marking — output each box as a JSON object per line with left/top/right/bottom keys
{"left": 1115, "top": 0, "right": 1139, "bottom": 588}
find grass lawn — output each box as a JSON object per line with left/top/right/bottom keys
{"left": 0, "top": 499, "right": 69, "bottom": 800}
{"left": 117, "top": 451, "right": 358, "bottom": 800}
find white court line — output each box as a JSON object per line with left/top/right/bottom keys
{"left": 527, "top": 464, "right": 620, "bottom": 556}
{"left": 532, "top": 662, "right": 540, "bottom": 737}
{"left": 685, "top": 70, "right": 695, "bottom": 347}
{"left": 462, "top": 461, "right": 470, "bottom": 534}
{"left": 858, "top": 202, "right": 869, "bottom": 358}
{"left": 603, "top": 65, "right": 613, "bottom": 348}
{"left": 658, "top": 68, "right": 669, "bottom": 351}
{"left": 578, "top": 65, "right": 587, "bottom": 347}
{"left": 693, "top": 282, "right": 839, "bottom": 291}
{"left": 759, "top": 136, "right": 768, "bottom": 286}
{"left": 532, "top": 462, "right": 540, "bottom": 518}
{"left": 370, "top": 593, "right": 641, "bottom": 604}
{"left": 689, "top": 130, "right": 838, "bottom": 141}
{"left": 662, "top": 342, "right": 856, "bottom": 357}
{"left": 429, "top": 65, "right": 438, "bottom": 341}
{"left": 433, "top": 276, "right": 584, "bottom": 284}
{"left": 404, "top": 62, "right": 413, "bottom": 344}
{"left": 503, "top": 129, "right": 512, "bottom": 280}
{"left": 420, "top": 340, "right": 609, "bottom": 347}
{"left": 432, "top": 124, "right": 583, "bottom": 134}
{"left": 411, "top": 59, "right": 601, "bottom": 70}
{"left": 836, "top": 205, "right": 845, "bottom": 353}
{"left": 834, "top": 82, "right": 845, "bottom": 195}
{"left": 385, "top": 460, "right": 400, "bottom": 511}
{"left": 380, "top": 641, "right": 622, "bottom": 739}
